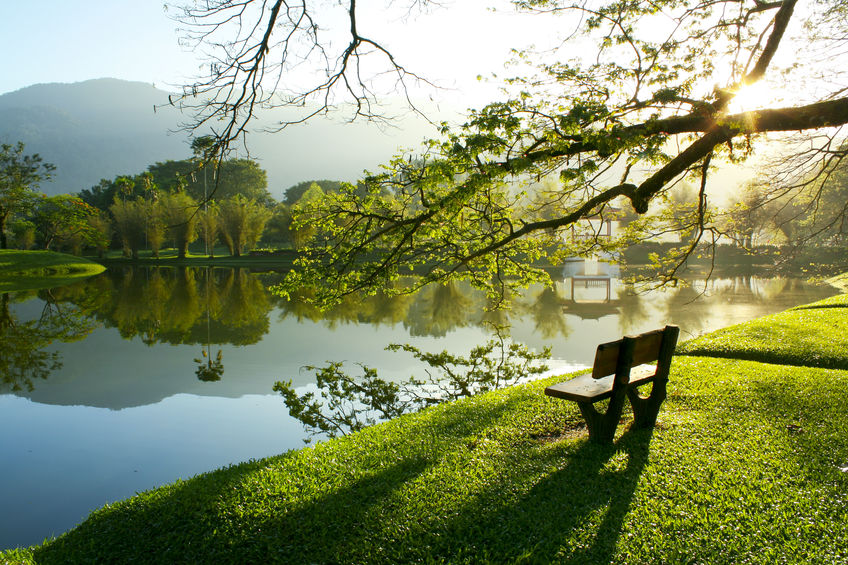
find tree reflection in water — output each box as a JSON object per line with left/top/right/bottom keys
{"left": 194, "top": 267, "right": 225, "bottom": 382}
{"left": 0, "top": 290, "right": 97, "bottom": 393}
{"left": 521, "top": 284, "right": 571, "bottom": 339}
{"left": 194, "top": 349, "right": 224, "bottom": 382}
{"left": 274, "top": 325, "right": 550, "bottom": 442}
{"left": 5, "top": 265, "right": 835, "bottom": 396}
{"left": 1, "top": 266, "right": 271, "bottom": 390}
{"left": 404, "top": 281, "right": 478, "bottom": 337}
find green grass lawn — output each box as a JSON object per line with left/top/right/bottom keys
{"left": 677, "top": 294, "right": 848, "bottom": 369}
{"left": 0, "top": 250, "right": 106, "bottom": 292}
{"left": 3, "top": 295, "right": 848, "bottom": 564}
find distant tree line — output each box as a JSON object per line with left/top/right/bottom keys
{"left": 0, "top": 140, "right": 348, "bottom": 258}
{"left": 4, "top": 139, "right": 848, "bottom": 266}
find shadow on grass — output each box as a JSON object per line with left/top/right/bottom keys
{"left": 30, "top": 453, "right": 433, "bottom": 565}
{"left": 27, "top": 391, "right": 531, "bottom": 563}
{"left": 407, "top": 427, "right": 655, "bottom": 563}
{"left": 30, "top": 404, "right": 656, "bottom": 563}
{"left": 23, "top": 381, "right": 657, "bottom": 563}
{"left": 677, "top": 348, "right": 848, "bottom": 371}
{"left": 207, "top": 426, "right": 656, "bottom": 564}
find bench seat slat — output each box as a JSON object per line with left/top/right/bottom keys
{"left": 545, "top": 365, "right": 657, "bottom": 403}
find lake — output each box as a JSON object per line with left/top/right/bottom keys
{"left": 0, "top": 264, "right": 839, "bottom": 550}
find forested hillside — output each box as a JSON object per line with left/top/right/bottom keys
{"left": 0, "top": 78, "right": 435, "bottom": 198}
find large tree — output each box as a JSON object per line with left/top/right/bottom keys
{"left": 218, "top": 195, "right": 272, "bottom": 257}
{"left": 159, "top": 191, "right": 200, "bottom": 258}
{"left": 31, "top": 195, "right": 107, "bottom": 253}
{"left": 0, "top": 142, "right": 55, "bottom": 249}
{"left": 172, "top": 0, "right": 848, "bottom": 304}
{"left": 148, "top": 158, "right": 273, "bottom": 206}
{"left": 110, "top": 198, "right": 149, "bottom": 259}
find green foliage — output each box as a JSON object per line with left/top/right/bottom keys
{"left": 274, "top": 332, "right": 549, "bottom": 441}
{"left": 196, "top": 201, "right": 220, "bottom": 257}
{"left": 168, "top": 0, "right": 848, "bottom": 306}
{"left": 147, "top": 158, "right": 273, "bottom": 206}
{"left": 31, "top": 195, "right": 106, "bottom": 253}
{"left": 109, "top": 198, "right": 149, "bottom": 259}
{"left": 159, "top": 192, "right": 199, "bottom": 258}
{"left": 385, "top": 334, "right": 550, "bottom": 401}
{"left": 283, "top": 179, "right": 344, "bottom": 205}
{"left": 274, "top": 362, "right": 415, "bottom": 440}
{"left": 79, "top": 172, "right": 156, "bottom": 211}
{"left": 0, "top": 141, "right": 54, "bottom": 249}
{"left": 261, "top": 202, "right": 293, "bottom": 247}
{"left": 218, "top": 195, "right": 272, "bottom": 257}
{"left": 9, "top": 218, "right": 36, "bottom": 250}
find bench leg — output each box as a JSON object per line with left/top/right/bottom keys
{"left": 627, "top": 379, "right": 667, "bottom": 429}
{"left": 578, "top": 391, "right": 626, "bottom": 444}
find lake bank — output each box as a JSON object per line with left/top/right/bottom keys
{"left": 0, "top": 250, "right": 105, "bottom": 292}
{"left": 91, "top": 248, "right": 299, "bottom": 270}
{"left": 3, "top": 291, "right": 847, "bottom": 563}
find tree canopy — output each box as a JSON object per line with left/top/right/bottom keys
{"left": 148, "top": 158, "right": 273, "bottom": 207}
{"left": 171, "top": 0, "right": 848, "bottom": 304}
{"left": 0, "top": 142, "right": 54, "bottom": 249}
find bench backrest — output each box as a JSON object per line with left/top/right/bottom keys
{"left": 591, "top": 325, "right": 679, "bottom": 383}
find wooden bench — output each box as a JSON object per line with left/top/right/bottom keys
{"left": 545, "top": 325, "right": 679, "bottom": 444}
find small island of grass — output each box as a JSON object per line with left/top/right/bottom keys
{"left": 0, "top": 250, "right": 106, "bottom": 292}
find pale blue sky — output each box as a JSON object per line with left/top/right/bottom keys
{"left": 0, "top": 0, "right": 540, "bottom": 104}
{"left": 1, "top": 1, "right": 203, "bottom": 95}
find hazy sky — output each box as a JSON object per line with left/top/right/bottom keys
{"left": 1, "top": 1, "right": 199, "bottom": 94}
{"left": 1, "top": 0, "right": 544, "bottom": 107}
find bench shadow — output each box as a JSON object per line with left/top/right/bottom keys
{"left": 482, "top": 427, "right": 653, "bottom": 563}
{"left": 385, "top": 425, "right": 657, "bottom": 563}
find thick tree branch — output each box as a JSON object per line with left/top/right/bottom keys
{"left": 515, "top": 97, "right": 848, "bottom": 168}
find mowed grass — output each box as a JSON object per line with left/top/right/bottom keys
{"left": 3, "top": 296, "right": 848, "bottom": 564}
{"left": 677, "top": 294, "right": 848, "bottom": 369}
{"left": 0, "top": 250, "right": 106, "bottom": 292}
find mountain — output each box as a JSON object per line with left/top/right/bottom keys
{"left": 0, "top": 78, "right": 439, "bottom": 199}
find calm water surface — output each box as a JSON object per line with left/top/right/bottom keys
{"left": 0, "top": 265, "right": 838, "bottom": 549}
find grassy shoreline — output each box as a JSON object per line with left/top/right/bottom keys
{"left": 90, "top": 248, "right": 299, "bottom": 270}
{"left": 0, "top": 250, "right": 106, "bottom": 292}
{"left": 3, "top": 294, "right": 848, "bottom": 563}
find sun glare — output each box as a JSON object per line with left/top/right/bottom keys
{"left": 727, "top": 81, "right": 776, "bottom": 113}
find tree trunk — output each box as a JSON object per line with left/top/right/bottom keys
{"left": 0, "top": 214, "right": 7, "bottom": 249}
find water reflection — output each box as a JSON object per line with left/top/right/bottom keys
{"left": 195, "top": 349, "right": 224, "bottom": 382}
{"left": 0, "top": 265, "right": 840, "bottom": 398}
{"left": 0, "top": 290, "right": 96, "bottom": 393}
{"left": 194, "top": 268, "right": 226, "bottom": 382}
{"left": 100, "top": 267, "right": 270, "bottom": 347}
